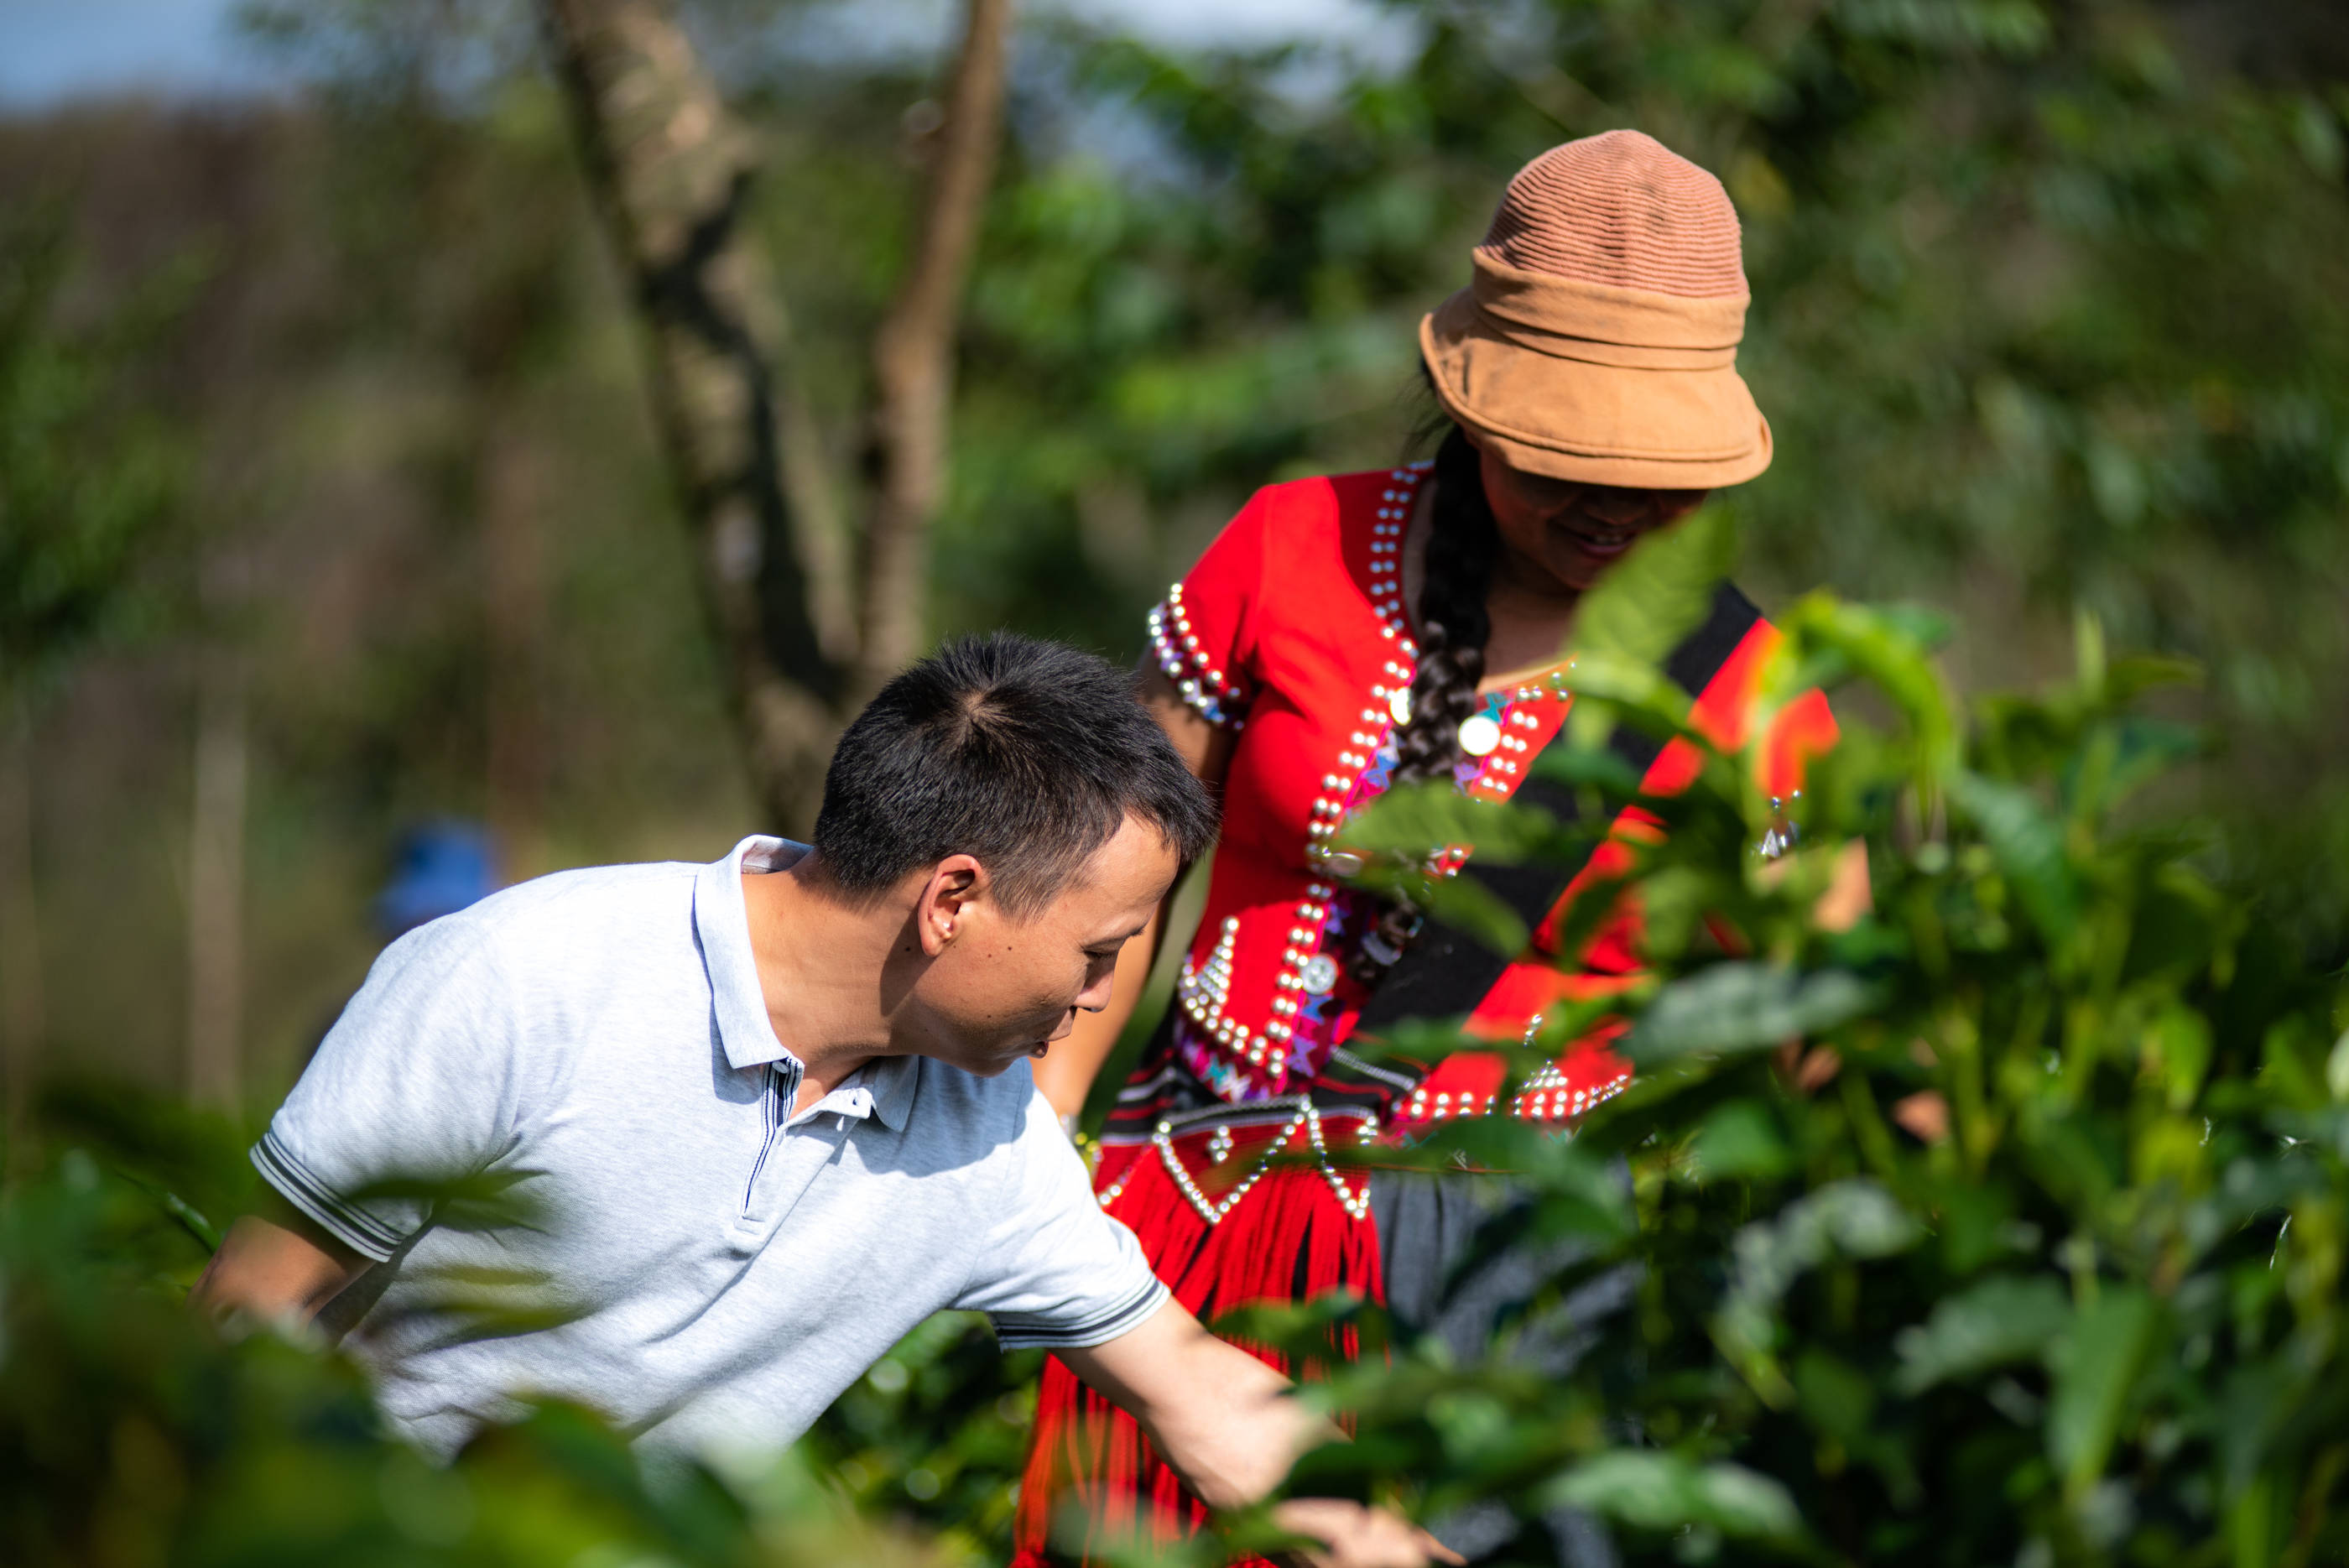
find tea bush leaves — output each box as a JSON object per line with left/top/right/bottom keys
{"left": 1297, "top": 576, "right": 2349, "bottom": 1565}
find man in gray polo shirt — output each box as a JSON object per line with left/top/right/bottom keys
{"left": 195, "top": 635, "right": 1445, "bottom": 1567}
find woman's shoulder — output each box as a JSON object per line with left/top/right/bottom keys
{"left": 1206, "top": 464, "right": 1419, "bottom": 586}
{"left": 1235, "top": 465, "right": 1412, "bottom": 534}
{"left": 1159, "top": 464, "right": 1427, "bottom": 698}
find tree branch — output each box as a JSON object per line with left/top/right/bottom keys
{"left": 857, "top": 0, "right": 1015, "bottom": 695}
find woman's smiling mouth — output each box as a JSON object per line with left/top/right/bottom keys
{"left": 1555, "top": 517, "right": 1641, "bottom": 558}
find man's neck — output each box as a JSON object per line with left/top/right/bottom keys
{"left": 737, "top": 852, "right": 908, "bottom": 1115}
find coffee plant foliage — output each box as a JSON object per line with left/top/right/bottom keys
{"left": 3, "top": 513, "right": 2344, "bottom": 1567}
{"left": 1242, "top": 527, "right": 2349, "bottom": 1567}
{"left": 0, "top": 1098, "right": 976, "bottom": 1566}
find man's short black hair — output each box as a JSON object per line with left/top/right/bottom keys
{"left": 812, "top": 633, "right": 1217, "bottom": 916}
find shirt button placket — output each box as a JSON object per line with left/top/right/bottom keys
{"left": 737, "top": 1060, "right": 798, "bottom": 1228}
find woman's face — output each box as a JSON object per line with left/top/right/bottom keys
{"left": 1477, "top": 445, "right": 1708, "bottom": 594}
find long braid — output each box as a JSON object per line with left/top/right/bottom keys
{"left": 1390, "top": 425, "right": 1501, "bottom": 785}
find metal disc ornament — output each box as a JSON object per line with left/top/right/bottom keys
{"left": 1299, "top": 953, "right": 1340, "bottom": 994}
{"left": 1388, "top": 688, "right": 1412, "bottom": 726}
{"left": 1457, "top": 713, "right": 1502, "bottom": 757}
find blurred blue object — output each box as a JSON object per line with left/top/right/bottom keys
{"left": 375, "top": 820, "right": 499, "bottom": 937}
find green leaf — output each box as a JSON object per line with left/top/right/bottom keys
{"left": 1341, "top": 779, "right": 1562, "bottom": 863}
{"left": 1567, "top": 505, "right": 1738, "bottom": 671}
{"left": 1794, "top": 1347, "right": 1878, "bottom": 1442}
{"left": 1409, "top": 873, "right": 1531, "bottom": 959}
{"left": 1715, "top": 1181, "right": 1925, "bottom": 1403}
{"left": 1527, "top": 741, "right": 1646, "bottom": 795}
{"left": 1543, "top": 1451, "right": 1802, "bottom": 1540}
{"left": 2045, "top": 1287, "right": 2161, "bottom": 1498}
{"left": 1625, "top": 961, "right": 1887, "bottom": 1064}
{"left": 1689, "top": 1100, "right": 1794, "bottom": 1180}
{"left": 1950, "top": 770, "right": 2081, "bottom": 944}
{"left": 1559, "top": 647, "right": 1701, "bottom": 751}
{"left": 2144, "top": 1005, "right": 2214, "bottom": 1112}
{"left": 1771, "top": 596, "right": 1959, "bottom": 787}
{"left": 1892, "top": 1274, "right": 2072, "bottom": 1395}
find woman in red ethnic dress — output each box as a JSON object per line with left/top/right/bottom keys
{"left": 1018, "top": 131, "right": 1862, "bottom": 1568}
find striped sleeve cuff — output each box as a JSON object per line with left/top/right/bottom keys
{"left": 989, "top": 1274, "right": 1170, "bottom": 1352}
{"left": 249, "top": 1131, "right": 409, "bottom": 1263}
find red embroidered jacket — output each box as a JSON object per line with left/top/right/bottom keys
{"left": 1122, "top": 463, "right": 1837, "bottom": 1136}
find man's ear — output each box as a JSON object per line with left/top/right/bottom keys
{"left": 914, "top": 854, "right": 989, "bottom": 957}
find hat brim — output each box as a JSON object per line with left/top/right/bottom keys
{"left": 1420, "top": 288, "right": 1772, "bottom": 490}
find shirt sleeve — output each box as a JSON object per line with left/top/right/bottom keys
{"left": 956, "top": 1086, "right": 1169, "bottom": 1351}
{"left": 1144, "top": 485, "right": 1279, "bottom": 729}
{"left": 250, "top": 913, "right": 526, "bottom": 1262}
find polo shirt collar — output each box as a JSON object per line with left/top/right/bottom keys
{"left": 694, "top": 835, "right": 917, "bottom": 1132}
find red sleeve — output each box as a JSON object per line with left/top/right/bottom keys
{"left": 1146, "top": 487, "right": 1277, "bottom": 727}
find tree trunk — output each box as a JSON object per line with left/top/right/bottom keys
{"left": 0, "top": 693, "right": 42, "bottom": 1167}
{"left": 857, "top": 0, "right": 1015, "bottom": 695}
{"left": 186, "top": 635, "right": 248, "bottom": 1112}
{"left": 538, "top": 0, "right": 849, "bottom": 832}
{"left": 539, "top": 0, "right": 1015, "bottom": 813}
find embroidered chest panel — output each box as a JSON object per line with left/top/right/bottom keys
{"left": 1146, "top": 463, "right": 1581, "bottom": 1102}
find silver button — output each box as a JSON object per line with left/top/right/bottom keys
{"left": 1388, "top": 688, "right": 1412, "bottom": 726}
{"left": 1457, "top": 713, "right": 1502, "bottom": 756}
{"left": 1299, "top": 954, "right": 1340, "bottom": 994}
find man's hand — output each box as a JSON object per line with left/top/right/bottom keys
{"left": 1061, "top": 1300, "right": 1458, "bottom": 1567}
{"left": 1273, "top": 1498, "right": 1466, "bottom": 1568}
{"left": 190, "top": 1202, "right": 370, "bottom": 1331}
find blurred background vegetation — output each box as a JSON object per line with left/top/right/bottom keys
{"left": 2, "top": 0, "right": 2347, "bottom": 1561}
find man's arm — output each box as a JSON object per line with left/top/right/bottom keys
{"left": 190, "top": 1196, "right": 371, "bottom": 1330}
{"left": 1061, "top": 1299, "right": 1457, "bottom": 1568}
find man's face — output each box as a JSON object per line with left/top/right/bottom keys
{"left": 900, "top": 815, "right": 1178, "bottom": 1077}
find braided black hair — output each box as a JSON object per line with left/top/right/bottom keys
{"left": 1389, "top": 425, "right": 1503, "bottom": 785}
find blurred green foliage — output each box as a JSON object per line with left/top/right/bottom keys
{"left": 0, "top": 1096, "right": 971, "bottom": 1567}
{"left": 3, "top": 1, "right": 2348, "bottom": 1564}
{"left": 13, "top": 534, "right": 2335, "bottom": 1567}
{"left": 1246, "top": 526, "right": 2349, "bottom": 1565}
{"left": 0, "top": 203, "right": 184, "bottom": 695}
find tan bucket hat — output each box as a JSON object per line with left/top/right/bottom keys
{"left": 1419, "top": 130, "right": 1772, "bottom": 490}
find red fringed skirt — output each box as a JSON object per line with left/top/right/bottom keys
{"left": 1010, "top": 1122, "right": 1383, "bottom": 1568}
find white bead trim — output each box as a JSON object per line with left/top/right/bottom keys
{"left": 1148, "top": 583, "right": 1251, "bottom": 728}
{"left": 1141, "top": 1098, "right": 1376, "bottom": 1226}
{"left": 1176, "top": 915, "right": 1272, "bottom": 1066}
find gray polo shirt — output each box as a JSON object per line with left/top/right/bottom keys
{"left": 253, "top": 836, "right": 1165, "bottom": 1460}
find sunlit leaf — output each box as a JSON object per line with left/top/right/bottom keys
{"left": 1567, "top": 505, "right": 1738, "bottom": 671}
{"left": 1341, "top": 779, "right": 1560, "bottom": 862}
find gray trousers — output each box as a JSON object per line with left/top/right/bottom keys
{"left": 1368, "top": 1167, "right": 1635, "bottom": 1568}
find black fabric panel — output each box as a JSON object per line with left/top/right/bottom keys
{"left": 1353, "top": 581, "right": 1762, "bottom": 1032}
{"left": 1370, "top": 1165, "right": 1634, "bottom": 1568}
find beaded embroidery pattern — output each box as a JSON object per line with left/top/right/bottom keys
{"left": 1095, "top": 1097, "right": 1378, "bottom": 1227}
{"left": 1156, "top": 461, "right": 1617, "bottom": 1111}
{"left": 1159, "top": 462, "right": 1430, "bottom": 1101}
